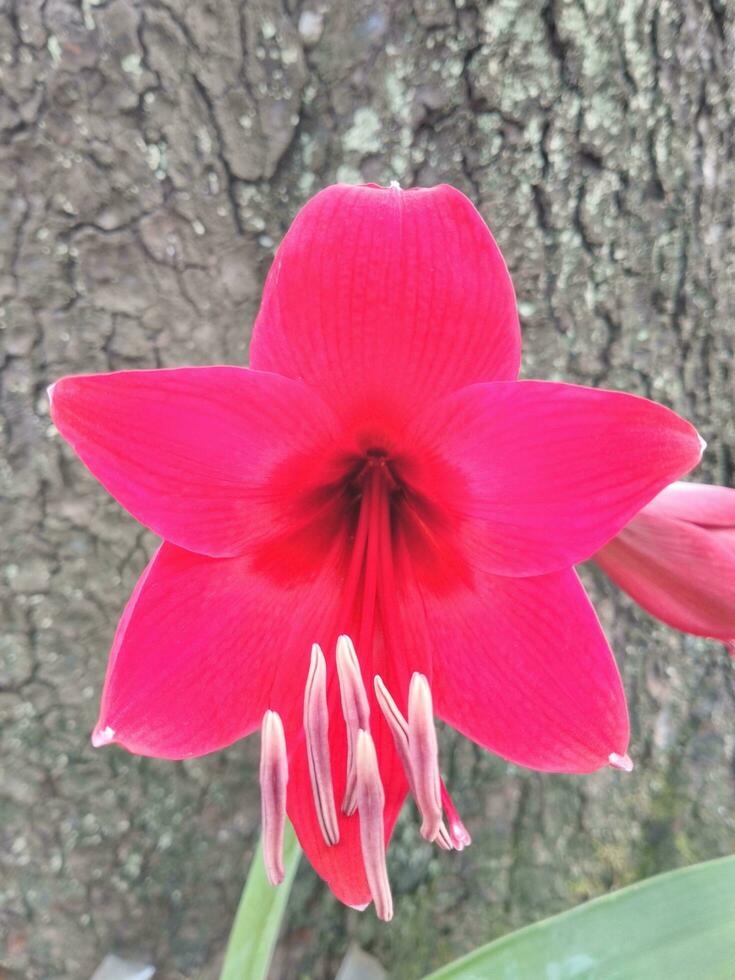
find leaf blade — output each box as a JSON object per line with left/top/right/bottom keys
{"left": 219, "top": 821, "right": 301, "bottom": 980}
{"left": 424, "top": 855, "right": 735, "bottom": 980}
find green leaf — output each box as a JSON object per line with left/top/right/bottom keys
{"left": 219, "top": 821, "right": 302, "bottom": 980}
{"left": 425, "top": 855, "right": 735, "bottom": 980}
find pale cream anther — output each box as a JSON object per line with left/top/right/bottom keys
{"left": 407, "top": 673, "right": 443, "bottom": 842}
{"left": 259, "top": 710, "right": 288, "bottom": 886}
{"left": 304, "top": 643, "right": 340, "bottom": 846}
{"left": 336, "top": 635, "right": 370, "bottom": 815}
{"left": 375, "top": 674, "right": 466, "bottom": 852}
{"left": 356, "top": 729, "right": 393, "bottom": 922}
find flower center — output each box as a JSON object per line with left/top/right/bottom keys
{"left": 258, "top": 446, "right": 473, "bottom": 916}
{"left": 339, "top": 452, "right": 398, "bottom": 671}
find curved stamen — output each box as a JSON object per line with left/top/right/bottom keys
{"left": 408, "top": 673, "right": 443, "bottom": 842}
{"left": 375, "top": 673, "right": 456, "bottom": 848}
{"left": 304, "top": 643, "right": 340, "bottom": 846}
{"left": 259, "top": 710, "right": 288, "bottom": 886}
{"left": 336, "top": 634, "right": 371, "bottom": 815}
{"left": 356, "top": 729, "right": 393, "bottom": 921}
{"left": 373, "top": 674, "right": 414, "bottom": 790}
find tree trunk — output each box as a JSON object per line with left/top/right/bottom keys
{"left": 1, "top": 0, "right": 733, "bottom": 977}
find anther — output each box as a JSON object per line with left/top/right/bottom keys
{"left": 259, "top": 710, "right": 288, "bottom": 886}
{"left": 608, "top": 751, "right": 634, "bottom": 773}
{"left": 375, "top": 675, "right": 460, "bottom": 851}
{"left": 374, "top": 675, "right": 414, "bottom": 790}
{"left": 304, "top": 644, "right": 340, "bottom": 846}
{"left": 356, "top": 729, "right": 393, "bottom": 922}
{"left": 336, "top": 635, "right": 370, "bottom": 815}
{"left": 408, "top": 673, "right": 443, "bottom": 842}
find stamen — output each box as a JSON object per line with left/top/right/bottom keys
{"left": 408, "top": 673, "right": 443, "bottom": 842}
{"left": 374, "top": 675, "right": 413, "bottom": 789}
{"left": 259, "top": 710, "right": 288, "bottom": 886}
{"left": 336, "top": 635, "right": 370, "bottom": 815}
{"left": 608, "top": 751, "right": 634, "bottom": 773}
{"left": 440, "top": 782, "right": 472, "bottom": 851}
{"left": 356, "top": 729, "right": 393, "bottom": 922}
{"left": 375, "top": 674, "right": 460, "bottom": 851}
{"left": 304, "top": 644, "right": 340, "bottom": 846}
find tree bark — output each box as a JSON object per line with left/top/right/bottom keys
{"left": 1, "top": 0, "right": 733, "bottom": 977}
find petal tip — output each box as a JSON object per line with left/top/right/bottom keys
{"left": 92, "top": 724, "right": 116, "bottom": 748}
{"left": 608, "top": 751, "right": 634, "bottom": 773}
{"left": 347, "top": 902, "right": 370, "bottom": 912}
{"left": 698, "top": 433, "right": 707, "bottom": 457}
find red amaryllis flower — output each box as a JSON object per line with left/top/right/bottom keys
{"left": 49, "top": 184, "right": 703, "bottom": 916}
{"left": 594, "top": 482, "right": 735, "bottom": 651}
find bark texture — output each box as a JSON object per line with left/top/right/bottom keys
{"left": 1, "top": 0, "right": 734, "bottom": 977}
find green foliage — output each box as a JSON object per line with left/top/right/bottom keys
{"left": 219, "top": 823, "right": 301, "bottom": 980}
{"left": 424, "top": 855, "right": 735, "bottom": 980}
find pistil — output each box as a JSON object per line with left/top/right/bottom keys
{"left": 440, "top": 782, "right": 472, "bottom": 850}
{"left": 259, "top": 710, "right": 288, "bottom": 886}
{"left": 304, "top": 643, "right": 340, "bottom": 846}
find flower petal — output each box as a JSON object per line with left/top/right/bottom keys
{"left": 407, "top": 380, "right": 703, "bottom": 577}
{"left": 95, "top": 540, "right": 407, "bottom": 908}
{"left": 92, "top": 540, "right": 346, "bottom": 758}
{"left": 422, "top": 566, "right": 629, "bottom": 773}
{"left": 594, "top": 511, "right": 735, "bottom": 641}
{"left": 644, "top": 481, "right": 735, "bottom": 528}
{"left": 50, "top": 367, "right": 341, "bottom": 558}
{"left": 249, "top": 183, "right": 521, "bottom": 418}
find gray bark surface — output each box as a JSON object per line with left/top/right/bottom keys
{"left": 1, "top": 0, "right": 734, "bottom": 977}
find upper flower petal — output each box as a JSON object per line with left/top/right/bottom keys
{"left": 594, "top": 510, "right": 735, "bottom": 641}
{"left": 407, "top": 380, "right": 703, "bottom": 577}
{"left": 249, "top": 183, "right": 521, "bottom": 416}
{"left": 49, "top": 367, "right": 341, "bottom": 558}
{"left": 421, "top": 566, "right": 629, "bottom": 773}
{"left": 643, "top": 481, "right": 735, "bottom": 528}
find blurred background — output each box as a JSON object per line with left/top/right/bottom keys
{"left": 1, "top": 0, "right": 734, "bottom": 977}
